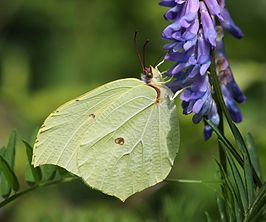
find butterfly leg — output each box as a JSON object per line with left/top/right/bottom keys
{"left": 170, "top": 89, "right": 183, "bottom": 101}
{"left": 155, "top": 59, "right": 165, "bottom": 70}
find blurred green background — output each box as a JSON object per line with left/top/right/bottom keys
{"left": 0, "top": 0, "right": 265, "bottom": 221}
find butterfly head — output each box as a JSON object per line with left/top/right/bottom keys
{"left": 141, "top": 65, "right": 163, "bottom": 84}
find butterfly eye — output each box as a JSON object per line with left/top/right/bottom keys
{"left": 146, "top": 72, "right": 153, "bottom": 79}
{"left": 144, "top": 67, "right": 153, "bottom": 80}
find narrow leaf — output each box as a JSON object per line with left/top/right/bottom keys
{"left": 0, "top": 131, "right": 17, "bottom": 198}
{"left": 0, "top": 156, "right": 19, "bottom": 192}
{"left": 0, "top": 147, "right": 9, "bottom": 197}
{"left": 216, "top": 160, "right": 243, "bottom": 220}
{"left": 58, "top": 167, "right": 69, "bottom": 177}
{"left": 243, "top": 152, "right": 254, "bottom": 207}
{"left": 206, "top": 119, "right": 243, "bottom": 167}
{"left": 41, "top": 165, "right": 57, "bottom": 181}
{"left": 204, "top": 211, "right": 212, "bottom": 222}
{"left": 232, "top": 192, "right": 243, "bottom": 222}
{"left": 246, "top": 182, "right": 266, "bottom": 221}
{"left": 217, "top": 196, "right": 228, "bottom": 222}
{"left": 23, "top": 141, "right": 42, "bottom": 183}
{"left": 246, "top": 133, "right": 262, "bottom": 180}
{"left": 209, "top": 119, "right": 262, "bottom": 188}
{"left": 25, "top": 164, "right": 36, "bottom": 186}
{"left": 5, "top": 130, "right": 16, "bottom": 168}
{"left": 225, "top": 148, "right": 248, "bottom": 212}
{"left": 0, "top": 146, "right": 5, "bottom": 156}
{"left": 0, "top": 172, "right": 11, "bottom": 198}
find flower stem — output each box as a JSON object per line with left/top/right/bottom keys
{"left": 210, "top": 50, "right": 227, "bottom": 174}
{"left": 209, "top": 49, "right": 262, "bottom": 187}
{"left": 209, "top": 50, "right": 229, "bottom": 221}
{"left": 0, "top": 177, "right": 79, "bottom": 208}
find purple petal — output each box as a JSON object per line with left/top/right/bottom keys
{"left": 227, "top": 81, "right": 246, "bottom": 103}
{"left": 159, "top": 0, "right": 177, "bottom": 7}
{"left": 220, "top": 8, "right": 244, "bottom": 39}
{"left": 192, "top": 113, "right": 203, "bottom": 123}
{"left": 183, "top": 37, "right": 197, "bottom": 50}
{"left": 180, "top": 89, "right": 192, "bottom": 101}
{"left": 193, "top": 99, "right": 205, "bottom": 113}
{"left": 188, "top": 65, "right": 200, "bottom": 78}
{"left": 197, "top": 31, "right": 211, "bottom": 64}
{"left": 200, "top": 62, "right": 211, "bottom": 75}
{"left": 204, "top": 0, "right": 223, "bottom": 20}
{"left": 182, "top": 17, "right": 199, "bottom": 40}
{"left": 200, "top": 2, "right": 217, "bottom": 47}
{"left": 204, "top": 125, "right": 213, "bottom": 140}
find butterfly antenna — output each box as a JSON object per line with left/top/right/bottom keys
{"left": 133, "top": 31, "right": 145, "bottom": 71}
{"left": 142, "top": 39, "right": 150, "bottom": 68}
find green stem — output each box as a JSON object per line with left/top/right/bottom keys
{"left": 0, "top": 177, "right": 78, "bottom": 208}
{"left": 210, "top": 51, "right": 243, "bottom": 151}
{"left": 209, "top": 49, "right": 262, "bottom": 188}
{"left": 210, "top": 55, "right": 229, "bottom": 221}
{"left": 210, "top": 51, "right": 227, "bottom": 173}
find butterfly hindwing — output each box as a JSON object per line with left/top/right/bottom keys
{"left": 77, "top": 83, "right": 179, "bottom": 201}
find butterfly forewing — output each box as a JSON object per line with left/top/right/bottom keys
{"left": 33, "top": 79, "right": 144, "bottom": 175}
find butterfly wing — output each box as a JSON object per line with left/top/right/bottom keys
{"left": 77, "top": 84, "right": 179, "bottom": 201}
{"left": 32, "top": 78, "right": 144, "bottom": 176}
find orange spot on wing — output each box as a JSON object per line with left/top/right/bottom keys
{"left": 89, "top": 113, "right": 96, "bottom": 118}
{"left": 115, "top": 137, "right": 125, "bottom": 145}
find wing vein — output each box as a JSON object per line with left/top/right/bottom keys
{"left": 54, "top": 88, "right": 135, "bottom": 165}
{"left": 36, "top": 86, "right": 137, "bottom": 166}
{"left": 81, "top": 100, "right": 155, "bottom": 149}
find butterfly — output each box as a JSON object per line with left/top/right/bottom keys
{"left": 32, "top": 36, "right": 180, "bottom": 201}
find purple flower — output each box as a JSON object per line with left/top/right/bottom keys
{"left": 160, "top": 0, "right": 245, "bottom": 139}
{"left": 215, "top": 27, "right": 246, "bottom": 122}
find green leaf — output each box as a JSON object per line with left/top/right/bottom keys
{"left": 216, "top": 160, "right": 243, "bottom": 221}
{"left": 58, "top": 167, "right": 69, "bottom": 177}
{"left": 232, "top": 191, "right": 243, "bottom": 222}
{"left": 24, "top": 164, "right": 36, "bottom": 186}
{"left": 0, "top": 147, "right": 7, "bottom": 196}
{"left": 225, "top": 148, "right": 248, "bottom": 213}
{"left": 206, "top": 119, "right": 243, "bottom": 167}
{"left": 246, "top": 133, "right": 262, "bottom": 180}
{"left": 0, "top": 131, "right": 17, "bottom": 198}
{"left": 208, "top": 120, "right": 261, "bottom": 188}
{"left": 23, "top": 141, "right": 42, "bottom": 184}
{"left": 5, "top": 130, "right": 16, "bottom": 168}
{"left": 243, "top": 152, "right": 254, "bottom": 207}
{"left": 245, "top": 182, "right": 266, "bottom": 221}
{"left": 0, "top": 156, "right": 19, "bottom": 192}
{"left": 0, "top": 146, "right": 5, "bottom": 156}
{"left": 217, "top": 196, "right": 228, "bottom": 222}
{"left": 41, "top": 165, "right": 57, "bottom": 181}
{"left": 204, "top": 211, "right": 212, "bottom": 222}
